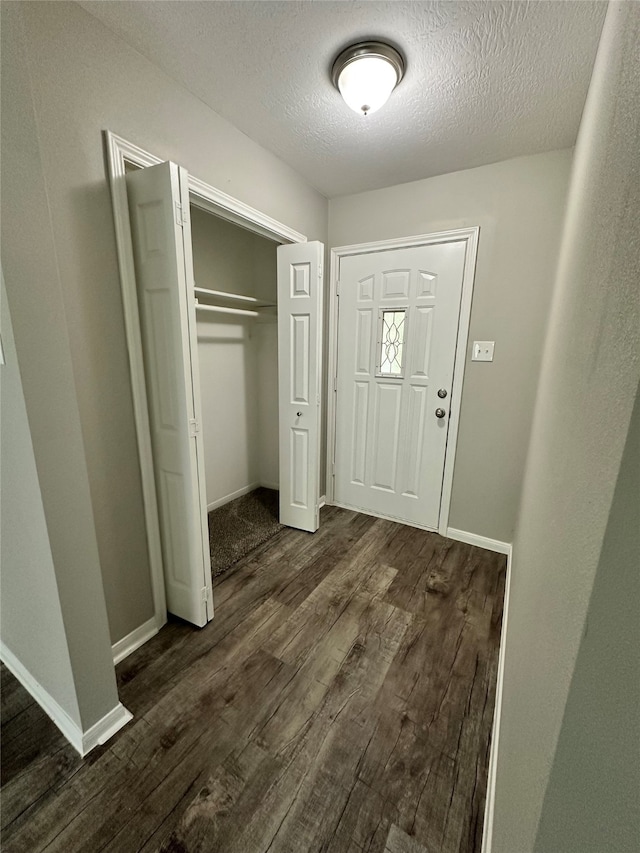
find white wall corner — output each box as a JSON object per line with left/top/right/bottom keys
{"left": 0, "top": 641, "right": 84, "bottom": 752}
{"left": 1, "top": 641, "right": 132, "bottom": 756}
{"left": 80, "top": 703, "right": 133, "bottom": 757}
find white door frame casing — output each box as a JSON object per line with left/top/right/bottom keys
{"left": 104, "top": 130, "right": 306, "bottom": 655}
{"left": 326, "top": 228, "right": 479, "bottom": 537}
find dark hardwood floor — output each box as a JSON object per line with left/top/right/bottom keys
{"left": 1, "top": 507, "right": 506, "bottom": 853}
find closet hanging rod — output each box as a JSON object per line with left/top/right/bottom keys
{"left": 195, "top": 301, "right": 259, "bottom": 318}
{"left": 194, "top": 286, "right": 275, "bottom": 308}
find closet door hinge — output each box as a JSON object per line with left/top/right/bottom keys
{"left": 175, "top": 201, "right": 188, "bottom": 228}
{"left": 336, "top": 280, "right": 341, "bottom": 296}
{"left": 189, "top": 418, "right": 200, "bottom": 437}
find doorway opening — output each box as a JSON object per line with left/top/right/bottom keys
{"left": 107, "top": 132, "right": 324, "bottom": 641}
{"left": 189, "top": 206, "right": 282, "bottom": 578}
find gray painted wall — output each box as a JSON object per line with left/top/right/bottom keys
{"left": 329, "top": 150, "right": 572, "bottom": 543}
{"left": 6, "top": 1, "right": 327, "bottom": 645}
{"left": 534, "top": 382, "right": 640, "bottom": 852}
{"left": 0, "top": 281, "right": 80, "bottom": 727}
{"left": 492, "top": 3, "right": 640, "bottom": 850}
{"left": 1, "top": 2, "right": 121, "bottom": 729}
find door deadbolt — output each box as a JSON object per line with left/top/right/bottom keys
{"left": 435, "top": 408, "right": 447, "bottom": 419}
{"left": 437, "top": 389, "right": 448, "bottom": 399}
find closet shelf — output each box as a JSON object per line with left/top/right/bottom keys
{"left": 195, "top": 301, "right": 259, "bottom": 318}
{"left": 194, "top": 286, "right": 275, "bottom": 308}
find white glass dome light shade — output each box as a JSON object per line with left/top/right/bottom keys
{"left": 332, "top": 41, "right": 405, "bottom": 117}
{"left": 337, "top": 55, "right": 398, "bottom": 116}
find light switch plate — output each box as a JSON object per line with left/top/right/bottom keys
{"left": 472, "top": 341, "right": 495, "bottom": 362}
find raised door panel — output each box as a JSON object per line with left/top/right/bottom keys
{"left": 370, "top": 383, "right": 402, "bottom": 492}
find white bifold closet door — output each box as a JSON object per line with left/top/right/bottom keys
{"left": 127, "top": 161, "right": 213, "bottom": 627}
{"left": 277, "top": 241, "right": 324, "bottom": 533}
{"left": 127, "top": 161, "right": 325, "bottom": 627}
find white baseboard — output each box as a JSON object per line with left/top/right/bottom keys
{"left": 0, "top": 642, "right": 132, "bottom": 756}
{"left": 319, "top": 495, "right": 326, "bottom": 508}
{"left": 207, "top": 482, "right": 260, "bottom": 512}
{"left": 207, "top": 481, "right": 282, "bottom": 513}
{"left": 112, "top": 615, "right": 160, "bottom": 665}
{"left": 446, "top": 527, "right": 512, "bottom": 555}
{"left": 81, "top": 702, "right": 133, "bottom": 756}
{"left": 481, "top": 544, "right": 513, "bottom": 853}
{"left": 1, "top": 642, "right": 83, "bottom": 752}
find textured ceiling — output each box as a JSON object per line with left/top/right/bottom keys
{"left": 79, "top": 0, "right": 607, "bottom": 197}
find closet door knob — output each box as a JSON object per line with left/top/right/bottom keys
{"left": 296, "top": 411, "right": 303, "bottom": 417}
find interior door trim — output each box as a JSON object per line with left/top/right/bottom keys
{"left": 326, "top": 228, "right": 480, "bottom": 537}
{"left": 104, "top": 130, "right": 307, "bottom": 654}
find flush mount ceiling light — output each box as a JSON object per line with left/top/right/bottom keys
{"left": 331, "top": 41, "right": 405, "bottom": 117}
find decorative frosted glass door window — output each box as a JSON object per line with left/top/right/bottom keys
{"left": 377, "top": 308, "right": 407, "bottom": 376}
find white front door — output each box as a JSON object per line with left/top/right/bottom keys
{"left": 277, "top": 241, "right": 324, "bottom": 533}
{"left": 127, "top": 161, "right": 213, "bottom": 627}
{"left": 334, "top": 241, "right": 466, "bottom": 529}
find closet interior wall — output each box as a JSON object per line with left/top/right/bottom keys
{"left": 190, "top": 207, "right": 279, "bottom": 510}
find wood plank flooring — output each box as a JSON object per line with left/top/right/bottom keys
{"left": 1, "top": 507, "right": 506, "bottom": 853}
